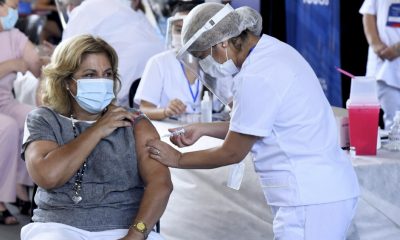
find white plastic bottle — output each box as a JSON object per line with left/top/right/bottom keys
{"left": 388, "top": 111, "right": 400, "bottom": 151}
{"left": 201, "top": 91, "right": 212, "bottom": 123}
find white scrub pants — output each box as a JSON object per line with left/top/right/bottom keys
{"left": 21, "top": 222, "right": 164, "bottom": 240}
{"left": 377, "top": 80, "right": 400, "bottom": 130}
{"left": 270, "top": 197, "right": 358, "bottom": 240}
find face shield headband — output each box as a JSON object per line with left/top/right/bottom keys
{"left": 177, "top": 3, "right": 234, "bottom": 58}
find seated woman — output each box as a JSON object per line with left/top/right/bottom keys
{"left": 21, "top": 35, "right": 172, "bottom": 240}
{"left": 0, "top": 0, "right": 42, "bottom": 225}
{"left": 134, "top": 2, "right": 204, "bottom": 121}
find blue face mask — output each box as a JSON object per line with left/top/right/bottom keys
{"left": 69, "top": 78, "right": 115, "bottom": 114}
{"left": 0, "top": 7, "right": 18, "bottom": 31}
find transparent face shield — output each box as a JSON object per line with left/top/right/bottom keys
{"left": 55, "top": 0, "right": 68, "bottom": 29}
{"left": 177, "top": 4, "right": 235, "bottom": 106}
{"left": 165, "top": 15, "right": 185, "bottom": 50}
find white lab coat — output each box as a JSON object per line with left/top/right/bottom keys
{"left": 134, "top": 50, "right": 203, "bottom": 113}
{"left": 229, "top": 34, "right": 360, "bottom": 238}
{"left": 63, "top": 0, "right": 164, "bottom": 106}
{"left": 230, "top": 35, "right": 360, "bottom": 207}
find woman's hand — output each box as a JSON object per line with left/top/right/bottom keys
{"left": 146, "top": 139, "right": 182, "bottom": 167}
{"left": 164, "top": 99, "right": 186, "bottom": 118}
{"left": 371, "top": 42, "right": 387, "bottom": 58}
{"left": 92, "top": 106, "right": 141, "bottom": 139}
{"left": 169, "top": 124, "right": 203, "bottom": 147}
{"left": 379, "top": 44, "right": 400, "bottom": 61}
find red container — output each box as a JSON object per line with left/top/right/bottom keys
{"left": 348, "top": 105, "right": 380, "bottom": 155}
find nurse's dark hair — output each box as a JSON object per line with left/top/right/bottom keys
{"left": 228, "top": 30, "right": 251, "bottom": 51}
{"left": 0, "top": 0, "right": 5, "bottom": 6}
{"left": 171, "top": 1, "right": 203, "bottom": 16}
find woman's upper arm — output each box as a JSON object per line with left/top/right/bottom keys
{"left": 25, "top": 140, "right": 59, "bottom": 183}
{"left": 133, "top": 118, "right": 171, "bottom": 184}
{"left": 22, "top": 40, "right": 42, "bottom": 77}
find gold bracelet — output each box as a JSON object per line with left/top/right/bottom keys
{"left": 130, "top": 221, "right": 149, "bottom": 239}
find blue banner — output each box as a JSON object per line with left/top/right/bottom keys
{"left": 285, "top": 0, "right": 342, "bottom": 107}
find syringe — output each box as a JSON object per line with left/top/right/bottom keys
{"left": 160, "top": 128, "right": 185, "bottom": 138}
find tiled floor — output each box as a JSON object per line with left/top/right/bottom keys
{"left": 0, "top": 204, "right": 30, "bottom": 240}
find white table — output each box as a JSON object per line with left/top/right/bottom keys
{"left": 152, "top": 120, "right": 400, "bottom": 240}
{"left": 348, "top": 150, "right": 400, "bottom": 240}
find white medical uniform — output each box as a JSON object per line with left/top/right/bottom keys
{"left": 63, "top": 0, "right": 164, "bottom": 107}
{"left": 360, "top": 0, "right": 400, "bottom": 128}
{"left": 134, "top": 50, "right": 203, "bottom": 114}
{"left": 230, "top": 35, "right": 360, "bottom": 239}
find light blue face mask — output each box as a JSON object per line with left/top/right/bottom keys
{"left": 0, "top": 7, "right": 19, "bottom": 31}
{"left": 69, "top": 78, "right": 115, "bottom": 114}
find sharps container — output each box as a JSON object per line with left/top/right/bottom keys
{"left": 346, "top": 76, "right": 380, "bottom": 155}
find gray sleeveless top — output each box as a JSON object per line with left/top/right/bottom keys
{"left": 22, "top": 107, "right": 144, "bottom": 231}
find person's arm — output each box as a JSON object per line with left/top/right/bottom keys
{"left": 22, "top": 40, "right": 42, "bottom": 78}
{"left": 124, "top": 118, "right": 172, "bottom": 240}
{"left": 140, "top": 99, "right": 187, "bottom": 121}
{"left": 362, "top": 14, "right": 387, "bottom": 56}
{"left": 25, "top": 107, "right": 137, "bottom": 189}
{"left": 147, "top": 129, "right": 258, "bottom": 169}
{"left": 139, "top": 100, "right": 167, "bottom": 120}
{"left": 0, "top": 59, "right": 27, "bottom": 79}
{"left": 169, "top": 122, "right": 230, "bottom": 148}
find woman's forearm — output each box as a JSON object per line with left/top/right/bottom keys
{"left": 362, "top": 14, "right": 384, "bottom": 49}
{"left": 0, "top": 60, "right": 14, "bottom": 79}
{"left": 26, "top": 126, "right": 103, "bottom": 189}
{"left": 201, "top": 121, "right": 230, "bottom": 139}
{"left": 140, "top": 106, "right": 167, "bottom": 120}
{"left": 127, "top": 176, "right": 172, "bottom": 237}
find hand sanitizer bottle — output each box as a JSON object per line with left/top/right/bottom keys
{"left": 201, "top": 91, "right": 212, "bottom": 123}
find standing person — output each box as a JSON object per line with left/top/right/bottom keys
{"left": 21, "top": 35, "right": 171, "bottom": 240}
{"left": 0, "top": 0, "right": 42, "bottom": 224}
{"left": 62, "top": 0, "right": 164, "bottom": 107}
{"left": 146, "top": 3, "right": 360, "bottom": 239}
{"left": 360, "top": 0, "right": 400, "bottom": 129}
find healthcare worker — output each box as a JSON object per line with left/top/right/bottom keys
{"left": 146, "top": 3, "right": 360, "bottom": 239}
{"left": 134, "top": 2, "right": 204, "bottom": 121}
{"left": 360, "top": 0, "right": 400, "bottom": 129}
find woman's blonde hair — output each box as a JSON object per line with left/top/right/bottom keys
{"left": 41, "top": 35, "right": 121, "bottom": 116}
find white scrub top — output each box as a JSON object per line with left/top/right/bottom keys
{"left": 230, "top": 35, "right": 360, "bottom": 207}
{"left": 360, "top": 0, "right": 400, "bottom": 88}
{"left": 63, "top": 0, "right": 164, "bottom": 106}
{"left": 134, "top": 50, "right": 203, "bottom": 113}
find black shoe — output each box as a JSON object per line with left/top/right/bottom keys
{"left": 0, "top": 209, "right": 19, "bottom": 225}
{"left": 10, "top": 198, "right": 31, "bottom": 216}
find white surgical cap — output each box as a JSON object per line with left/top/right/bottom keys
{"left": 181, "top": 3, "right": 262, "bottom": 52}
